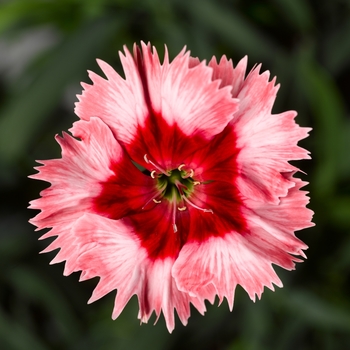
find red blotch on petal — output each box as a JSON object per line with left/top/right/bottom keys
{"left": 92, "top": 157, "right": 158, "bottom": 220}
{"left": 121, "top": 110, "right": 210, "bottom": 172}
{"left": 93, "top": 113, "right": 248, "bottom": 261}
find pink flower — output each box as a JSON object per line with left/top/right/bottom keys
{"left": 29, "top": 43, "right": 314, "bottom": 332}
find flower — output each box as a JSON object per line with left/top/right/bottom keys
{"left": 29, "top": 42, "right": 314, "bottom": 332}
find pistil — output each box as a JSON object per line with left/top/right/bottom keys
{"left": 182, "top": 195, "right": 213, "bottom": 213}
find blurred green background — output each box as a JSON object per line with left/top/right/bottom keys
{"left": 0, "top": 0, "right": 349, "bottom": 349}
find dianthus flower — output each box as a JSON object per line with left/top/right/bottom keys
{"left": 29, "top": 42, "right": 314, "bottom": 332}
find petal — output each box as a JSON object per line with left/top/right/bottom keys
{"left": 182, "top": 122, "right": 240, "bottom": 184}
{"left": 124, "top": 112, "right": 211, "bottom": 173}
{"left": 29, "top": 117, "right": 119, "bottom": 229}
{"left": 184, "top": 180, "right": 248, "bottom": 242}
{"left": 173, "top": 233, "right": 284, "bottom": 309}
{"left": 125, "top": 198, "right": 191, "bottom": 260}
{"left": 75, "top": 49, "right": 148, "bottom": 145}
{"left": 139, "top": 42, "right": 239, "bottom": 139}
{"left": 244, "top": 173, "right": 314, "bottom": 253}
{"left": 232, "top": 66, "right": 311, "bottom": 203}
{"left": 76, "top": 43, "right": 240, "bottom": 171}
{"left": 188, "top": 60, "right": 311, "bottom": 206}
{"left": 29, "top": 117, "right": 155, "bottom": 272}
{"left": 173, "top": 175, "right": 313, "bottom": 307}
{"left": 208, "top": 55, "right": 248, "bottom": 97}
{"left": 71, "top": 214, "right": 206, "bottom": 333}
{"left": 38, "top": 224, "right": 82, "bottom": 276}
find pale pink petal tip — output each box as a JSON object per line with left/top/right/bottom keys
{"left": 68, "top": 214, "right": 206, "bottom": 333}
{"left": 173, "top": 233, "right": 288, "bottom": 309}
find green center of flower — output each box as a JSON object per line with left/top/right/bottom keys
{"left": 143, "top": 155, "right": 213, "bottom": 232}
{"left": 157, "top": 168, "right": 195, "bottom": 201}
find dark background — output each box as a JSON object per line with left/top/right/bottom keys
{"left": 1, "top": 0, "right": 349, "bottom": 349}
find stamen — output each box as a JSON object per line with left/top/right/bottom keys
{"left": 153, "top": 198, "right": 161, "bottom": 204}
{"left": 142, "top": 197, "right": 155, "bottom": 210}
{"left": 144, "top": 154, "right": 169, "bottom": 176}
{"left": 178, "top": 206, "right": 187, "bottom": 211}
{"left": 193, "top": 181, "right": 201, "bottom": 185}
{"left": 178, "top": 163, "right": 194, "bottom": 178}
{"left": 172, "top": 201, "right": 177, "bottom": 233}
{"left": 182, "top": 196, "right": 213, "bottom": 213}
{"left": 174, "top": 180, "right": 187, "bottom": 196}
{"left": 150, "top": 170, "right": 157, "bottom": 178}
{"left": 181, "top": 168, "right": 194, "bottom": 179}
{"left": 142, "top": 197, "right": 156, "bottom": 209}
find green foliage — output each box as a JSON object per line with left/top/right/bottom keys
{"left": 1, "top": 0, "right": 349, "bottom": 349}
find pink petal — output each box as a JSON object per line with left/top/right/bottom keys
{"left": 179, "top": 63, "right": 309, "bottom": 207}
{"left": 173, "top": 174, "right": 313, "bottom": 307}
{"left": 181, "top": 122, "right": 240, "bottom": 184}
{"left": 205, "top": 57, "right": 310, "bottom": 204}
{"left": 173, "top": 233, "right": 284, "bottom": 309}
{"left": 29, "top": 117, "right": 120, "bottom": 229}
{"left": 208, "top": 55, "right": 248, "bottom": 97}
{"left": 139, "top": 42, "right": 239, "bottom": 138}
{"left": 75, "top": 50, "right": 148, "bottom": 145}
{"left": 76, "top": 43, "right": 240, "bottom": 171}
{"left": 29, "top": 117, "right": 155, "bottom": 272}
{"left": 118, "top": 198, "right": 191, "bottom": 261}
{"left": 122, "top": 109, "right": 210, "bottom": 174}
{"left": 244, "top": 173, "right": 314, "bottom": 252}
{"left": 231, "top": 66, "right": 311, "bottom": 204}
{"left": 71, "top": 214, "right": 206, "bottom": 333}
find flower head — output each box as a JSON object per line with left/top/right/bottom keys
{"left": 29, "top": 42, "right": 314, "bottom": 332}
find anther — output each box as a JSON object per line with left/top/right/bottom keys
{"left": 178, "top": 206, "right": 187, "bottom": 211}
{"left": 181, "top": 168, "right": 194, "bottom": 179}
{"left": 178, "top": 164, "right": 194, "bottom": 178}
{"left": 151, "top": 170, "right": 157, "bottom": 178}
{"left": 193, "top": 181, "right": 201, "bottom": 185}
{"left": 153, "top": 198, "right": 161, "bottom": 204}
